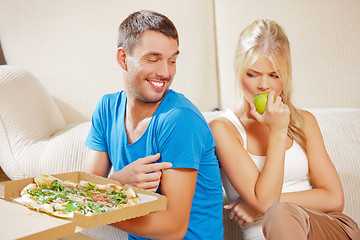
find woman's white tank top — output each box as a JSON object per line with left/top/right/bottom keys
{"left": 220, "top": 109, "right": 312, "bottom": 240}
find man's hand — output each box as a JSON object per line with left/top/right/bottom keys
{"left": 109, "top": 153, "right": 172, "bottom": 192}
{"left": 224, "top": 198, "right": 262, "bottom": 227}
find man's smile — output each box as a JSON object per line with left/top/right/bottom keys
{"left": 147, "top": 79, "right": 165, "bottom": 90}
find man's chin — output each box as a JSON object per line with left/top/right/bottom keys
{"left": 137, "top": 90, "right": 168, "bottom": 104}
{"left": 147, "top": 91, "right": 167, "bottom": 103}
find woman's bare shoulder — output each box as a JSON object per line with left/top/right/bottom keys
{"left": 298, "top": 109, "right": 322, "bottom": 138}
{"left": 211, "top": 115, "right": 240, "bottom": 136}
{"left": 299, "top": 109, "right": 315, "bottom": 119}
{"left": 299, "top": 109, "right": 318, "bottom": 126}
{"left": 209, "top": 116, "right": 234, "bottom": 133}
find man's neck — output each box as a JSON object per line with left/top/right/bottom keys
{"left": 127, "top": 96, "right": 162, "bottom": 121}
{"left": 124, "top": 97, "right": 162, "bottom": 144}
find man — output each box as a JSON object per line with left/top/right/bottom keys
{"left": 83, "top": 10, "right": 223, "bottom": 240}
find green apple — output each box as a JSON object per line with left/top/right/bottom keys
{"left": 253, "top": 92, "right": 276, "bottom": 114}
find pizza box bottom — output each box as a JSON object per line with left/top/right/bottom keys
{"left": 0, "top": 171, "right": 167, "bottom": 239}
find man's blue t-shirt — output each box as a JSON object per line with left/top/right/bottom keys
{"left": 85, "top": 90, "right": 223, "bottom": 240}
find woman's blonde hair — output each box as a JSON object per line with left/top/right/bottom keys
{"left": 234, "top": 18, "right": 306, "bottom": 151}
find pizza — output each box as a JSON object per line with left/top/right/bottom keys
{"left": 18, "top": 175, "right": 139, "bottom": 218}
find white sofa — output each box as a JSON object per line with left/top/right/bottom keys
{"left": 0, "top": 0, "right": 359, "bottom": 239}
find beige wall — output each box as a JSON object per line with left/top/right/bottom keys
{"left": 215, "top": 0, "right": 360, "bottom": 110}
{"left": 1, "top": 0, "right": 359, "bottom": 124}
{"left": 0, "top": 0, "right": 219, "bottom": 123}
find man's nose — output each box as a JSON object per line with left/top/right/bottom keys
{"left": 156, "top": 61, "right": 170, "bottom": 78}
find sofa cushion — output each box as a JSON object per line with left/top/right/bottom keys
{"left": 309, "top": 108, "right": 360, "bottom": 225}
{"left": 0, "top": 65, "right": 89, "bottom": 179}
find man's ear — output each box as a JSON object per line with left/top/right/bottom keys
{"left": 116, "top": 48, "right": 128, "bottom": 71}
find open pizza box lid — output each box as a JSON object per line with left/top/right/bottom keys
{"left": 0, "top": 198, "right": 76, "bottom": 240}
{"left": 0, "top": 171, "right": 167, "bottom": 239}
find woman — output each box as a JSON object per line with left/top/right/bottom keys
{"left": 210, "top": 18, "right": 360, "bottom": 240}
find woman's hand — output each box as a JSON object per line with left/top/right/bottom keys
{"left": 250, "top": 90, "right": 290, "bottom": 134}
{"left": 224, "top": 198, "right": 262, "bottom": 227}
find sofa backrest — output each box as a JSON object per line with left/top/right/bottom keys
{"left": 0, "top": 0, "right": 219, "bottom": 123}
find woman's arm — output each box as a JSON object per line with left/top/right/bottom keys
{"left": 280, "top": 110, "right": 344, "bottom": 212}
{"left": 210, "top": 117, "right": 288, "bottom": 213}
{"left": 211, "top": 94, "right": 291, "bottom": 214}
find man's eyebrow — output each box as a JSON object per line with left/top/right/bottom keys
{"left": 144, "top": 52, "right": 161, "bottom": 56}
{"left": 143, "top": 50, "right": 180, "bottom": 57}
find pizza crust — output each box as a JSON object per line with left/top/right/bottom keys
{"left": 34, "top": 175, "right": 57, "bottom": 187}
{"left": 20, "top": 183, "right": 37, "bottom": 196}
{"left": 19, "top": 194, "right": 41, "bottom": 210}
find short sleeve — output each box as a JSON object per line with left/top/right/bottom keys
{"left": 157, "top": 108, "right": 211, "bottom": 170}
{"left": 85, "top": 96, "right": 108, "bottom": 152}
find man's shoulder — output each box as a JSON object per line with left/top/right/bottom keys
{"left": 100, "top": 91, "right": 123, "bottom": 104}
{"left": 93, "top": 91, "right": 124, "bottom": 119}
{"left": 157, "top": 92, "right": 209, "bottom": 132}
{"left": 163, "top": 90, "right": 203, "bottom": 117}
{"left": 94, "top": 91, "right": 124, "bottom": 111}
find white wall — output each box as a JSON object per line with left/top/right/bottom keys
{"left": 1, "top": 0, "right": 359, "bottom": 124}
{"left": 215, "top": 0, "right": 360, "bottom": 110}
{"left": 0, "top": 0, "right": 219, "bottom": 123}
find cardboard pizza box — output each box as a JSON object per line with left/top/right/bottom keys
{"left": 0, "top": 198, "right": 76, "bottom": 240}
{"left": 0, "top": 171, "right": 167, "bottom": 239}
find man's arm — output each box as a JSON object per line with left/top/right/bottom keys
{"left": 82, "top": 149, "right": 112, "bottom": 177}
{"left": 111, "top": 168, "right": 198, "bottom": 240}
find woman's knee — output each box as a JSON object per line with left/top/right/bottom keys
{"left": 264, "top": 203, "right": 299, "bottom": 226}
{"left": 263, "top": 203, "right": 310, "bottom": 234}
{"left": 262, "top": 203, "right": 310, "bottom": 239}
{"left": 266, "top": 202, "right": 299, "bottom": 215}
